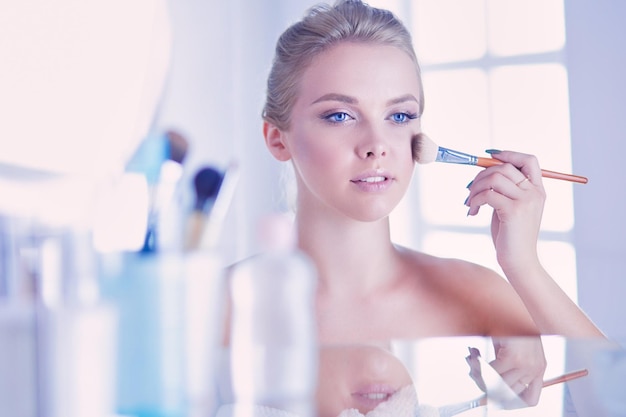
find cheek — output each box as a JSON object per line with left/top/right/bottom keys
{"left": 316, "top": 355, "right": 351, "bottom": 417}
{"left": 293, "top": 134, "right": 332, "bottom": 162}
{"left": 292, "top": 134, "right": 345, "bottom": 178}
{"left": 391, "top": 138, "right": 416, "bottom": 162}
{"left": 398, "top": 142, "right": 417, "bottom": 174}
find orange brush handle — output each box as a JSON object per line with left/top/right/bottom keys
{"left": 543, "top": 369, "right": 589, "bottom": 388}
{"left": 476, "top": 157, "right": 588, "bottom": 184}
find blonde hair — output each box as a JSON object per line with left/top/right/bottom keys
{"left": 262, "top": 0, "right": 424, "bottom": 131}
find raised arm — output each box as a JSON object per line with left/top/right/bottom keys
{"left": 464, "top": 149, "right": 605, "bottom": 338}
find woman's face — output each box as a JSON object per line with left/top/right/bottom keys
{"left": 272, "top": 42, "right": 422, "bottom": 222}
{"left": 316, "top": 344, "right": 414, "bottom": 417}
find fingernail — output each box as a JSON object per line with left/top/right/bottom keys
{"left": 485, "top": 149, "right": 501, "bottom": 154}
{"left": 466, "top": 208, "right": 472, "bottom": 217}
{"left": 468, "top": 347, "right": 480, "bottom": 357}
{"left": 466, "top": 180, "right": 473, "bottom": 188}
{"left": 467, "top": 206, "right": 479, "bottom": 216}
{"left": 464, "top": 196, "right": 469, "bottom": 206}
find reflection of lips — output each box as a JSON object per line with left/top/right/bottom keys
{"left": 351, "top": 385, "right": 397, "bottom": 409}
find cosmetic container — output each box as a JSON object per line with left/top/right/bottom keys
{"left": 0, "top": 217, "right": 118, "bottom": 417}
{"left": 98, "top": 249, "right": 226, "bottom": 417}
{"left": 37, "top": 228, "right": 118, "bottom": 417}
{"left": 229, "top": 214, "right": 318, "bottom": 417}
{"left": 0, "top": 216, "right": 37, "bottom": 417}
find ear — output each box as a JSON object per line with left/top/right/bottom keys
{"left": 263, "top": 121, "right": 292, "bottom": 161}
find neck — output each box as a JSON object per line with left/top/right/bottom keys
{"left": 295, "top": 207, "right": 397, "bottom": 296}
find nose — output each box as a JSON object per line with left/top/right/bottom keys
{"left": 356, "top": 131, "right": 388, "bottom": 159}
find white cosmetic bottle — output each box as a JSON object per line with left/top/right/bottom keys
{"left": 229, "top": 213, "right": 318, "bottom": 417}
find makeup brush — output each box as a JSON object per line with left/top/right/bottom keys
{"left": 437, "top": 368, "right": 589, "bottom": 417}
{"left": 184, "top": 166, "right": 224, "bottom": 251}
{"left": 542, "top": 368, "right": 588, "bottom": 388}
{"left": 412, "top": 133, "right": 588, "bottom": 184}
{"left": 141, "top": 130, "right": 189, "bottom": 253}
{"left": 126, "top": 132, "right": 168, "bottom": 253}
{"left": 165, "top": 130, "right": 189, "bottom": 167}
{"left": 198, "top": 161, "right": 240, "bottom": 250}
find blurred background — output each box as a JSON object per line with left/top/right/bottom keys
{"left": 0, "top": 0, "right": 624, "bottom": 378}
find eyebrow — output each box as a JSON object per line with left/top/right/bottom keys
{"left": 311, "top": 93, "right": 357, "bottom": 105}
{"left": 387, "top": 94, "right": 419, "bottom": 106}
{"left": 311, "top": 93, "right": 419, "bottom": 106}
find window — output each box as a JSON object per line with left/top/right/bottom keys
{"left": 368, "top": 0, "right": 577, "bottom": 299}
{"left": 370, "top": 1, "right": 576, "bottom": 414}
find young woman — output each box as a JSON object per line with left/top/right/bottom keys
{"left": 257, "top": 0, "right": 604, "bottom": 406}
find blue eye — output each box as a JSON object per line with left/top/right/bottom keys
{"left": 323, "top": 112, "right": 352, "bottom": 123}
{"left": 391, "top": 112, "right": 417, "bottom": 124}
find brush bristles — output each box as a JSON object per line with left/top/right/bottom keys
{"left": 193, "top": 166, "right": 223, "bottom": 211}
{"left": 411, "top": 133, "right": 439, "bottom": 164}
{"left": 166, "top": 130, "right": 189, "bottom": 164}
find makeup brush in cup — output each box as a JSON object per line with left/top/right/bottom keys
{"left": 198, "top": 161, "right": 240, "bottom": 250}
{"left": 141, "top": 130, "right": 189, "bottom": 253}
{"left": 184, "top": 166, "right": 224, "bottom": 251}
{"left": 165, "top": 130, "right": 189, "bottom": 169}
{"left": 411, "top": 133, "right": 588, "bottom": 184}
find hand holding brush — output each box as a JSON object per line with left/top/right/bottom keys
{"left": 412, "top": 133, "right": 588, "bottom": 184}
{"left": 438, "top": 366, "right": 588, "bottom": 417}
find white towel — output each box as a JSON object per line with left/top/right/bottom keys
{"left": 215, "top": 386, "right": 440, "bottom": 417}
{"left": 216, "top": 403, "right": 305, "bottom": 417}
{"left": 337, "top": 385, "right": 439, "bottom": 417}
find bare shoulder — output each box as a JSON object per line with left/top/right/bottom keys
{"left": 394, "top": 245, "right": 539, "bottom": 336}
{"left": 395, "top": 244, "right": 503, "bottom": 286}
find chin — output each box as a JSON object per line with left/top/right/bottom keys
{"left": 363, "top": 200, "right": 402, "bottom": 222}
{"left": 347, "top": 207, "right": 394, "bottom": 223}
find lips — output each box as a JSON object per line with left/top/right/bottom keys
{"left": 354, "top": 391, "right": 392, "bottom": 401}
{"left": 350, "top": 170, "right": 393, "bottom": 190}
{"left": 351, "top": 385, "right": 398, "bottom": 409}
{"left": 356, "top": 176, "right": 386, "bottom": 183}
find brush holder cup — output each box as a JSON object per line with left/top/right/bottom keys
{"left": 98, "top": 250, "right": 226, "bottom": 417}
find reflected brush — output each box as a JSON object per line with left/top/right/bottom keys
{"left": 542, "top": 368, "right": 588, "bottom": 387}
{"left": 411, "top": 133, "right": 588, "bottom": 184}
{"left": 438, "top": 368, "right": 589, "bottom": 417}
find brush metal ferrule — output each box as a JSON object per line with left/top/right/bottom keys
{"left": 438, "top": 397, "right": 482, "bottom": 417}
{"left": 436, "top": 147, "right": 478, "bottom": 166}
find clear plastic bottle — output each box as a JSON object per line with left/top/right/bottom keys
{"left": 229, "top": 214, "right": 318, "bottom": 417}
